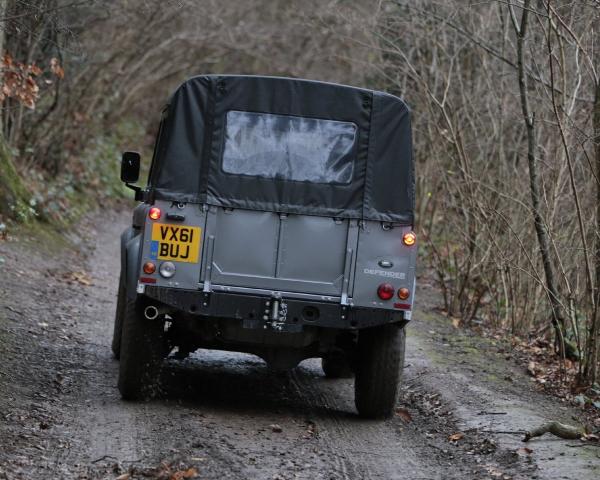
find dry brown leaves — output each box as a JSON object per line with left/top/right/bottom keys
{"left": 526, "top": 361, "right": 539, "bottom": 378}
{"left": 395, "top": 407, "right": 413, "bottom": 423}
{"left": 515, "top": 337, "right": 578, "bottom": 389}
{"left": 49, "top": 57, "right": 65, "bottom": 79}
{"left": 302, "top": 420, "right": 317, "bottom": 439}
{"left": 0, "top": 53, "right": 64, "bottom": 109}
{"left": 168, "top": 468, "right": 198, "bottom": 480}
{"left": 483, "top": 464, "right": 511, "bottom": 479}
{"left": 61, "top": 270, "right": 93, "bottom": 286}
{"left": 116, "top": 462, "right": 198, "bottom": 480}
{"left": 508, "top": 337, "right": 600, "bottom": 430}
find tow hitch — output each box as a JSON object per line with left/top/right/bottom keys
{"left": 263, "top": 297, "right": 290, "bottom": 331}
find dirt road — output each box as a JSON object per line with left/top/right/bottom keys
{"left": 0, "top": 210, "right": 598, "bottom": 479}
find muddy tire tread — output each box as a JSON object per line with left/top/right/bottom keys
{"left": 118, "top": 297, "right": 164, "bottom": 400}
{"left": 354, "top": 324, "right": 405, "bottom": 419}
{"left": 111, "top": 274, "right": 126, "bottom": 359}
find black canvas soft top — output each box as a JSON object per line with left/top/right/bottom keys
{"left": 148, "top": 75, "right": 414, "bottom": 224}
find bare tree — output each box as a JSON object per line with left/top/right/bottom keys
{"left": 360, "top": 0, "right": 600, "bottom": 384}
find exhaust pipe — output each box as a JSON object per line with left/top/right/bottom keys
{"left": 144, "top": 305, "right": 161, "bottom": 320}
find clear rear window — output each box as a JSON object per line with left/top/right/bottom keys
{"left": 222, "top": 110, "right": 357, "bottom": 184}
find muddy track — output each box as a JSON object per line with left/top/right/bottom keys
{"left": 0, "top": 210, "right": 598, "bottom": 479}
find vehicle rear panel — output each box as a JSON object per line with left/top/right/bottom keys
{"left": 137, "top": 200, "right": 416, "bottom": 318}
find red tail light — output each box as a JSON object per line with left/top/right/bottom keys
{"left": 148, "top": 207, "right": 161, "bottom": 220}
{"left": 377, "top": 283, "right": 395, "bottom": 300}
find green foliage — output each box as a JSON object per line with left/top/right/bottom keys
{"left": 27, "top": 120, "right": 147, "bottom": 225}
{"left": 78, "top": 120, "right": 148, "bottom": 199}
{"left": 0, "top": 138, "right": 34, "bottom": 223}
{"left": 0, "top": 121, "right": 147, "bottom": 227}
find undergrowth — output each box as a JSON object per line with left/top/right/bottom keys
{"left": 0, "top": 121, "right": 149, "bottom": 230}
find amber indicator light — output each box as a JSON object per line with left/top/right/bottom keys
{"left": 143, "top": 262, "right": 156, "bottom": 274}
{"left": 403, "top": 231, "right": 416, "bottom": 246}
{"left": 398, "top": 288, "right": 410, "bottom": 300}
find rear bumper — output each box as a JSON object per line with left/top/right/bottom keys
{"left": 142, "top": 285, "right": 408, "bottom": 331}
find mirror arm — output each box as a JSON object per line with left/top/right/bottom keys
{"left": 125, "top": 183, "right": 144, "bottom": 201}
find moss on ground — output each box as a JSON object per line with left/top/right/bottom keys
{"left": 16, "top": 218, "right": 71, "bottom": 254}
{"left": 411, "top": 308, "right": 517, "bottom": 381}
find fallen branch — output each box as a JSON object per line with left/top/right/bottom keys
{"left": 479, "top": 430, "right": 526, "bottom": 435}
{"left": 523, "top": 421, "right": 584, "bottom": 442}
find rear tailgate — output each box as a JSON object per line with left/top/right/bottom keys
{"left": 202, "top": 207, "right": 358, "bottom": 298}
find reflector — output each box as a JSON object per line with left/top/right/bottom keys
{"left": 159, "top": 261, "right": 176, "bottom": 278}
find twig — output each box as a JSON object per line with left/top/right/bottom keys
{"left": 92, "top": 455, "right": 118, "bottom": 464}
{"left": 5, "top": 305, "right": 23, "bottom": 315}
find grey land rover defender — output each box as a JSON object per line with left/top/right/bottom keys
{"left": 113, "top": 75, "right": 416, "bottom": 419}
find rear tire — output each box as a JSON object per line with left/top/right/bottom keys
{"left": 354, "top": 324, "right": 405, "bottom": 419}
{"left": 118, "top": 296, "right": 165, "bottom": 400}
{"left": 321, "top": 352, "right": 353, "bottom": 378}
{"left": 111, "top": 273, "right": 126, "bottom": 359}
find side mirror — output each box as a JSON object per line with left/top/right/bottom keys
{"left": 121, "top": 151, "right": 140, "bottom": 184}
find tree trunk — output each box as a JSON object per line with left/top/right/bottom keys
{"left": 511, "top": 0, "right": 566, "bottom": 346}
{"left": 0, "top": 0, "right": 6, "bottom": 135}
{"left": 584, "top": 79, "right": 600, "bottom": 383}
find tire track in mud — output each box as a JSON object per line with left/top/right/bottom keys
{"left": 287, "top": 365, "right": 454, "bottom": 480}
{"left": 287, "top": 368, "right": 370, "bottom": 480}
{"left": 56, "top": 212, "right": 269, "bottom": 478}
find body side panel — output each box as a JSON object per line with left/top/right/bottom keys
{"left": 137, "top": 200, "right": 207, "bottom": 291}
{"left": 352, "top": 221, "right": 417, "bottom": 313}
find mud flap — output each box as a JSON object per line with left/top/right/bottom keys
{"left": 124, "top": 233, "right": 141, "bottom": 300}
